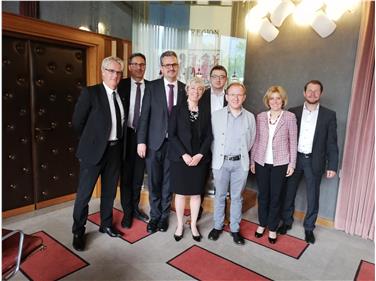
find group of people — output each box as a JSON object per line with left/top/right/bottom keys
{"left": 71, "top": 50, "right": 338, "bottom": 252}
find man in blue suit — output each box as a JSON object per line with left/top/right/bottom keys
{"left": 137, "top": 50, "right": 185, "bottom": 233}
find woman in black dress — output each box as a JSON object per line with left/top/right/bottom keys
{"left": 168, "top": 77, "right": 212, "bottom": 242}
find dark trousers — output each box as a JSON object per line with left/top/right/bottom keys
{"left": 281, "top": 154, "right": 322, "bottom": 231}
{"left": 120, "top": 128, "right": 145, "bottom": 216}
{"left": 72, "top": 142, "right": 122, "bottom": 235}
{"left": 145, "top": 140, "right": 171, "bottom": 222}
{"left": 256, "top": 163, "right": 288, "bottom": 231}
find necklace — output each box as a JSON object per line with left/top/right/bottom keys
{"left": 269, "top": 111, "right": 281, "bottom": 125}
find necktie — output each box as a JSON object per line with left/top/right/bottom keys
{"left": 168, "top": 84, "right": 174, "bottom": 114}
{"left": 113, "top": 91, "right": 122, "bottom": 140}
{"left": 132, "top": 82, "right": 141, "bottom": 130}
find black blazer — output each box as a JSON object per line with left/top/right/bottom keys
{"left": 168, "top": 101, "right": 213, "bottom": 163}
{"left": 289, "top": 105, "right": 339, "bottom": 176}
{"left": 137, "top": 78, "right": 186, "bottom": 151}
{"left": 72, "top": 83, "right": 128, "bottom": 164}
{"left": 199, "top": 88, "right": 227, "bottom": 113}
{"left": 117, "top": 77, "right": 150, "bottom": 120}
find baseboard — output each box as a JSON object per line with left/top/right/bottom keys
{"left": 2, "top": 204, "right": 35, "bottom": 219}
{"left": 293, "top": 210, "right": 334, "bottom": 228}
{"left": 36, "top": 194, "right": 76, "bottom": 209}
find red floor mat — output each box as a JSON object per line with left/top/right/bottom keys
{"left": 88, "top": 208, "right": 152, "bottom": 244}
{"left": 224, "top": 219, "right": 309, "bottom": 259}
{"left": 20, "top": 231, "right": 89, "bottom": 281}
{"left": 354, "top": 260, "right": 375, "bottom": 281}
{"left": 167, "top": 245, "right": 271, "bottom": 281}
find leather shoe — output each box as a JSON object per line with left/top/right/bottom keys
{"left": 134, "top": 209, "right": 149, "bottom": 222}
{"left": 72, "top": 234, "right": 85, "bottom": 251}
{"left": 121, "top": 215, "right": 133, "bottom": 229}
{"left": 277, "top": 224, "right": 292, "bottom": 235}
{"left": 208, "top": 228, "right": 222, "bottom": 241}
{"left": 158, "top": 219, "right": 169, "bottom": 232}
{"left": 174, "top": 228, "right": 184, "bottom": 242}
{"left": 191, "top": 227, "right": 202, "bottom": 242}
{"left": 255, "top": 226, "right": 265, "bottom": 238}
{"left": 305, "top": 230, "right": 315, "bottom": 244}
{"left": 147, "top": 220, "right": 158, "bottom": 233}
{"left": 99, "top": 226, "right": 123, "bottom": 237}
{"left": 231, "top": 232, "right": 245, "bottom": 245}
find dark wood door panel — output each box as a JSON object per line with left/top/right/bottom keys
{"left": 30, "top": 41, "right": 86, "bottom": 202}
{"left": 2, "top": 36, "right": 34, "bottom": 210}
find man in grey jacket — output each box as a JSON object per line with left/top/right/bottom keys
{"left": 208, "top": 82, "right": 256, "bottom": 245}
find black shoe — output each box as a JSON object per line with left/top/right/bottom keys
{"left": 158, "top": 219, "right": 169, "bottom": 232}
{"left": 277, "top": 224, "right": 292, "bottom": 235}
{"left": 174, "top": 228, "right": 184, "bottom": 242}
{"left": 305, "top": 230, "right": 315, "bottom": 244}
{"left": 121, "top": 215, "right": 133, "bottom": 229}
{"left": 99, "top": 226, "right": 123, "bottom": 237}
{"left": 231, "top": 232, "right": 245, "bottom": 245}
{"left": 72, "top": 234, "right": 85, "bottom": 251}
{"left": 208, "top": 228, "right": 222, "bottom": 241}
{"left": 197, "top": 206, "right": 204, "bottom": 222}
{"left": 192, "top": 227, "right": 202, "bottom": 242}
{"left": 147, "top": 220, "right": 158, "bottom": 233}
{"left": 255, "top": 226, "right": 265, "bottom": 238}
{"left": 134, "top": 209, "right": 149, "bottom": 222}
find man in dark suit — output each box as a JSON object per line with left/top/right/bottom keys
{"left": 198, "top": 65, "right": 228, "bottom": 219}
{"left": 137, "top": 50, "right": 185, "bottom": 233}
{"left": 118, "top": 53, "right": 150, "bottom": 228}
{"left": 72, "top": 56, "right": 127, "bottom": 251}
{"left": 278, "top": 80, "right": 339, "bottom": 244}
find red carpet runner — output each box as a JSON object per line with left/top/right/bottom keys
{"left": 167, "top": 245, "right": 271, "bottom": 281}
{"left": 20, "top": 231, "right": 89, "bottom": 281}
{"left": 354, "top": 260, "right": 375, "bottom": 281}
{"left": 224, "top": 219, "right": 309, "bottom": 259}
{"left": 88, "top": 208, "right": 151, "bottom": 244}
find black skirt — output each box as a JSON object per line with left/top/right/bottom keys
{"left": 170, "top": 161, "right": 209, "bottom": 195}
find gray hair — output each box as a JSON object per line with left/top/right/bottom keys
{"left": 160, "top": 50, "right": 178, "bottom": 66}
{"left": 101, "top": 56, "right": 124, "bottom": 71}
{"left": 185, "top": 77, "right": 205, "bottom": 92}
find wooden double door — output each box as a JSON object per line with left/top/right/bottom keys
{"left": 3, "top": 34, "right": 86, "bottom": 211}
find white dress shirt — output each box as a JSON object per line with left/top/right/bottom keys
{"left": 163, "top": 78, "right": 178, "bottom": 107}
{"left": 127, "top": 78, "right": 145, "bottom": 128}
{"left": 298, "top": 103, "right": 320, "bottom": 154}
{"left": 265, "top": 111, "right": 283, "bottom": 164}
{"left": 210, "top": 88, "right": 225, "bottom": 114}
{"left": 103, "top": 82, "right": 125, "bottom": 141}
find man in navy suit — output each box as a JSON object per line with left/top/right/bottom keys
{"left": 72, "top": 56, "right": 127, "bottom": 251}
{"left": 278, "top": 80, "right": 339, "bottom": 244}
{"left": 118, "top": 53, "right": 150, "bottom": 228}
{"left": 137, "top": 50, "right": 185, "bottom": 233}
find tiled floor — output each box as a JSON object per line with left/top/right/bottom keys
{"left": 3, "top": 198, "right": 374, "bottom": 280}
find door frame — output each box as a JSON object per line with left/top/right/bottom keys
{"left": 2, "top": 12, "right": 131, "bottom": 217}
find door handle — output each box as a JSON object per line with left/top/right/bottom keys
{"left": 35, "top": 127, "right": 53, "bottom": 132}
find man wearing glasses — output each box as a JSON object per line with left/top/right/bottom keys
{"left": 72, "top": 56, "right": 126, "bottom": 251}
{"left": 198, "top": 65, "right": 228, "bottom": 219}
{"left": 208, "top": 82, "right": 256, "bottom": 245}
{"left": 137, "top": 50, "right": 185, "bottom": 233}
{"left": 118, "top": 53, "right": 150, "bottom": 228}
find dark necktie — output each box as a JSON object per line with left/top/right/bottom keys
{"left": 168, "top": 84, "right": 174, "bottom": 114}
{"left": 112, "top": 91, "right": 122, "bottom": 140}
{"left": 132, "top": 82, "right": 141, "bottom": 130}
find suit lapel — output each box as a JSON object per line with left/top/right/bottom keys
{"left": 98, "top": 84, "right": 112, "bottom": 123}
{"left": 273, "top": 111, "right": 285, "bottom": 136}
{"left": 313, "top": 107, "right": 324, "bottom": 145}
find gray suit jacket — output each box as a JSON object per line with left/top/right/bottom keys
{"left": 137, "top": 78, "right": 186, "bottom": 151}
{"left": 211, "top": 106, "right": 256, "bottom": 171}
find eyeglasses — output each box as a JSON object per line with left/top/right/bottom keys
{"left": 129, "top": 63, "right": 146, "bottom": 68}
{"left": 162, "top": 63, "right": 179, "bottom": 69}
{"left": 227, "top": 93, "right": 245, "bottom": 99}
{"left": 104, "top": 68, "right": 123, "bottom": 76}
{"left": 211, "top": 75, "right": 227, "bottom": 80}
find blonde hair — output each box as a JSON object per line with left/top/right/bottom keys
{"left": 263, "top": 85, "right": 288, "bottom": 109}
{"left": 185, "top": 77, "right": 205, "bottom": 92}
